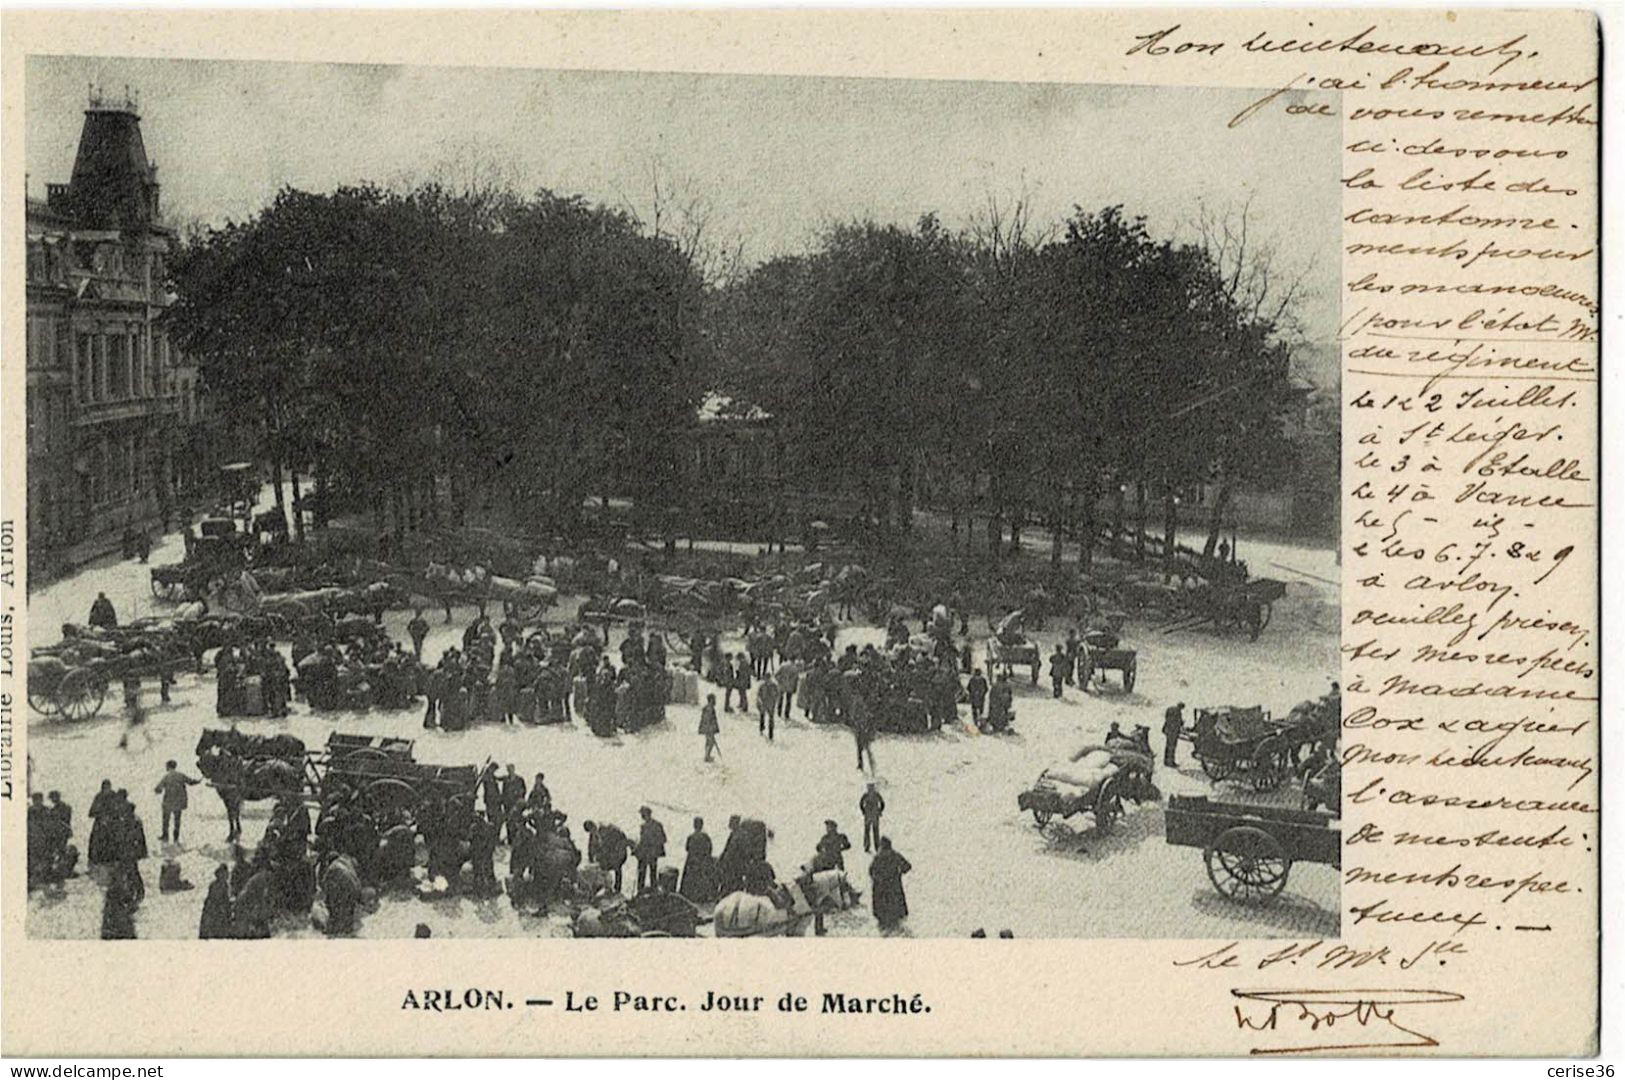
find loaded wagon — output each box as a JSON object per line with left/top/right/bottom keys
{"left": 150, "top": 532, "right": 250, "bottom": 602}
{"left": 1165, "top": 578, "right": 1287, "bottom": 641}
{"left": 986, "top": 610, "right": 1041, "bottom": 685}
{"left": 195, "top": 730, "right": 479, "bottom": 813}
{"left": 1183, "top": 706, "right": 1294, "bottom": 792}
{"left": 1018, "top": 743, "right": 1156, "bottom": 831}
{"left": 1164, "top": 795, "right": 1340, "bottom": 903}
{"left": 313, "top": 736, "right": 479, "bottom": 814}
{"left": 27, "top": 630, "right": 192, "bottom": 721}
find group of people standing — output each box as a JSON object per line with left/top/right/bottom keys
{"left": 421, "top": 614, "right": 672, "bottom": 736}
{"left": 214, "top": 639, "right": 291, "bottom": 718}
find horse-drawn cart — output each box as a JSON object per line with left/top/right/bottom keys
{"left": 28, "top": 630, "right": 192, "bottom": 721}
{"left": 1162, "top": 578, "right": 1286, "bottom": 641}
{"left": 1184, "top": 706, "right": 1295, "bottom": 792}
{"left": 1018, "top": 744, "right": 1156, "bottom": 831}
{"left": 986, "top": 610, "right": 1041, "bottom": 685}
{"left": 196, "top": 730, "right": 480, "bottom": 813}
{"left": 1165, "top": 795, "right": 1340, "bottom": 903}
{"left": 150, "top": 530, "right": 250, "bottom": 602}
{"left": 1077, "top": 630, "right": 1137, "bottom": 692}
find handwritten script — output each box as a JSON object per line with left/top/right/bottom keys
{"left": 1131, "top": 10, "right": 1597, "bottom": 1056}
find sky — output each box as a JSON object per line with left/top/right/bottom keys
{"left": 27, "top": 55, "right": 1339, "bottom": 344}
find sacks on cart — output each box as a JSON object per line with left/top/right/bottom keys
{"left": 713, "top": 890, "right": 792, "bottom": 937}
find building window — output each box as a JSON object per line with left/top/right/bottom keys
{"left": 77, "top": 334, "right": 93, "bottom": 403}
{"left": 55, "top": 318, "right": 70, "bottom": 369}
{"left": 94, "top": 334, "right": 109, "bottom": 402}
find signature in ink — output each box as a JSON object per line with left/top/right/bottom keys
{"left": 1230, "top": 988, "right": 1465, "bottom": 1054}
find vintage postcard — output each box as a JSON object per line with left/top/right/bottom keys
{"left": 0, "top": 6, "right": 1601, "bottom": 1058}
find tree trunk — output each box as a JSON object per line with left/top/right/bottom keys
{"left": 314, "top": 463, "right": 330, "bottom": 530}
{"left": 290, "top": 466, "right": 305, "bottom": 541}
{"left": 1079, "top": 474, "right": 1097, "bottom": 572}
{"left": 1134, "top": 482, "right": 1147, "bottom": 561}
{"left": 1050, "top": 487, "right": 1065, "bottom": 566}
{"left": 1112, "top": 482, "right": 1126, "bottom": 559}
{"left": 1203, "top": 484, "right": 1233, "bottom": 559}
{"left": 1163, "top": 486, "right": 1177, "bottom": 564}
{"left": 270, "top": 454, "right": 287, "bottom": 530}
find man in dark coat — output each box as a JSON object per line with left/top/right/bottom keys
{"left": 966, "top": 668, "right": 989, "bottom": 726}
{"left": 859, "top": 783, "right": 886, "bottom": 854}
{"left": 199, "top": 865, "right": 233, "bottom": 939}
{"left": 407, "top": 610, "right": 431, "bottom": 660}
{"left": 679, "top": 817, "right": 718, "bottom": 904}
{"left": 88, "top": 592, "right": 118, "bottom": 630}
{"left": 814, "top": 819, "right": 851, "bottom": 871}
{"left": 987, "top": 673, "right": 1014, "bottom": 733}
{"left": 88, "top": 780, "right": 118, "bottom": 865}
{"left": 851, "top": 698, "right": 876, "bottom": 773}
{"left": 101, "top": 870, "right": 137, "bottom": 939}
{"left": 468, "top": 811, "right": 500, "bottom": 897}
{"left": 1162, "top": 702, "right": 1186, "bottom": 767}
{"left": 499, "top": 766, "right": 527, "bottom": 842}
{"left": 699, "top": 694, "right": 721, "bottom": 763}
{"left": 1049, "top": 646, "right": 1069, "bottom": 699}
{"left": 868, "top": 837, "right": 912, "bottom": 931}
{"left": 584, "top": 820, "right": 630, "bottom": 893}
{"left": 715, "top": 814, "right": 748, "bottom": 896}
{"left": 155, "top": 760, "right": 200, "bottom": 844}
{"left": 634, "top": 806, "right": 667, "bottom": 892}
{"left": 479, "top": 764, "right": 503, "bottom": 821}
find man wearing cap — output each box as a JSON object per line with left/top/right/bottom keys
{"left": 1162, "top": 702, "right": 1186, "bottom": 768}
{"left": 635, "top": 806, "right": 667, "bottom": 893}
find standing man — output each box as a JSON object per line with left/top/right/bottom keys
{"left": 1049, "top": 645, "right": 1069, "bottom": 699}
{"left": 1162, "top": 702, "right": 1186, "bottom": 768}
{"left": 731, "top": 653, "right": 753, "bottom": 715}
{"left": 868, "top": 837, "right": 912, "bottom": 932}
{"left": 407, "top": 609, "right": 431, "bottom": 661}
{"left": 852, "top": 698, "right": 877, "bottom": 773}
{"left": 757, "top": 676, "right": 781, "bottom": 741}
{"left": 987, "top": 673, "right": 1015, "bottom": 733}
{"left": 966, "top": 667, "right": 989, "bottom": 728}
{"left": 699, "top": 693, "right": 721, "bottom": 763}
{"left": 154, "top": 760, "right": 199, "bottom": 844}
{"left": 88, "top": 592, "right": 118, "bottom": 630}
{"left": 635, "top": 806, "right": 667, "bottom": 893}
{"left": 775, "top": 658, "right": 801, "bottom": 720}
{"left": 859, "top": 782, "right": 885, "bottom": 854}
{"left": 815, "top": 819, "right": 851, "bottom": 870}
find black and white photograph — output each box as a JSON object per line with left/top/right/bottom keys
{"left": 23, "top": 55, "right": 1343, "bottom": 943}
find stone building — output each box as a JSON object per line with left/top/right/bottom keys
{"left": 24, "top": 88, "right": 212, "bottom": 576}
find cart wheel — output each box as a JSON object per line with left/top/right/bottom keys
{"left": 150, "top": 576, "right": 165, "bottom": 599}
{"left": 339, "top": 747, "right": 392, "bottom": 765}
{"left": 1205, "top": 825, "right": 1290, "bottom": 903}
{"left": 1093, "top": 775, "right": 1122, "bottom": 831}
{"left": 58, "top": 669, "right": 108, "bottom": 721}
{"left": 28, "top": 677, "right": 60, "bottom": 716}
{"left": 1123, "top": 658, "right": 1137, "bottom": 693}
{"left": 364, "top": 778, "right": 418, "bottom": 814}
{"left": 1031, "top": 808, "right": 1053, "bottom": 827}
{"left": 1251, "top": 737, "right": 1287, "bottom": 792}
{"left": 1246, "top": 603, "right": 1267, "bottom": 641}
{"left": 1258, "top": 601, "right": 1274, "bottom": 634}
{"left": 1199, "top": 753, "right": 1233, "bottom": 783}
